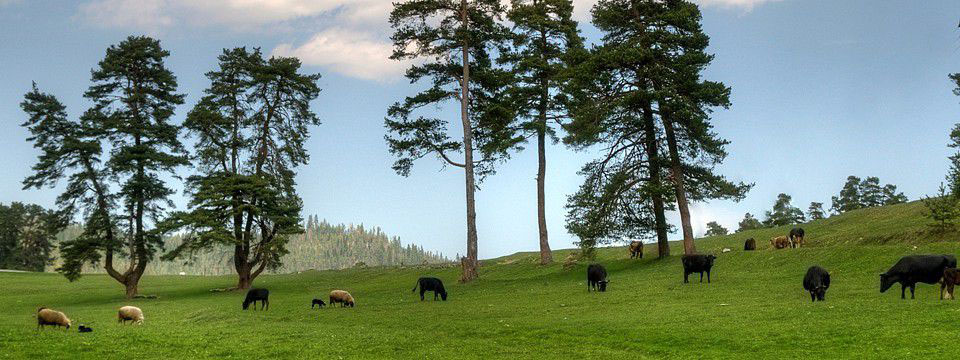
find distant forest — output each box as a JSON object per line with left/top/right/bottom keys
{"left": 52, "top": 216, "right": 448, "bottom": 276}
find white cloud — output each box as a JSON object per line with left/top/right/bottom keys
{"left": 272, "top": 28, "right": 406, "bottom": 82}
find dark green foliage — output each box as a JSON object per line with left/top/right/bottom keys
{"left": 0, "top": 202, "right": 67, "bottom": 272}
{"left": 563, "top": 0, "right": 748, "bottom": 255}
{"left": 385, "top": 0, "right": 516, "bottom": 179}
{"left": 160, "top": 47, "right": 321, "bottom": 289}
{"left": 703, "top": 221, "right": 728, "bottom": 237}
{"left": 20, "top": 36, "right": 186, "bottom": 297}
{"left": 807, "top": 202, "right": 826, "bottom": 220}
{"left": 763, "top": 193, "right": 805, "bottom": 227}
{"left": 922, "top": 183, "right": 958, "bottom": 231}
{"left": 831, "top": 175, "right": 907, "bottom": 214}
{"left": 736, "top": 212, "right": 763, "bottom": 232}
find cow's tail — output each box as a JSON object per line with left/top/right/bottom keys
{"left": 411, "top": 281, "right": 418, "bottom": 293}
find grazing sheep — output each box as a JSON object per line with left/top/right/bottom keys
{"left": 941, "top": 268, "right": 959, "bottom": 300}
{"left": 628, "top": 241, "right": 643, "bottom": 259}
{"left": 771, "top": 236, "right": 790, "bottom": 249}
{"left": 329, "top": 290, "right": 355, "bottom": 308}
{"left": 78, "top": 325, "right": 93, "bottom": 333}
{"left": 311, "top": 298, "right": 326, "bottom": 308}
{"left": 744, "top": 238, "right": 756, "bottom": 251}
{"left": 37, "top": 307, "right": 71, "bottom": 330}
{"left": 242, "top": 288, "right": 270, "bottom": 310}
{"left": 118, "top": 306, "right": 144, "bottom": 325}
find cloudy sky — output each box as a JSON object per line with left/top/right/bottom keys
{"left": 0, "top": 0, "right": 958, "bottom": 259}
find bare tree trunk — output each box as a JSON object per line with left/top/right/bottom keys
{"left": 536, "top": 59, "right": 551, "bottom": 265}
{"left": 460, "top": 0, "right": 479, "bottom": 283}
{"left": 642, "top": 100, "right": 670, "bottom": 258}
{"left": 663, "top": 117, "right": 695, "bottom": 255}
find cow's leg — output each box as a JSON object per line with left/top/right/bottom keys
{"left": 420, "top": 289, "right": 426, "bottom": 301}
{"left": 910, "top": 284, "right": 916, "bottom": 299}
{"left": 707, "top": 270, "right": 711, "bottom": 283}
{"left": 901, "top": 284, "right": 906, "bottom": 299}
{"left": 941, "top": 283, "right": 946, "bottom": 300}
{"left": 684, "top": 272, "right": 689, "bottom": 284}
{"left": 810, "top": 291, "right": 816, "bottom": 302}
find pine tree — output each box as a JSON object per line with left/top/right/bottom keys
{"left": 831, "top": 175, "right": 862, "bottom": 214}
{"left": 0, "top": 202, "right": 66, "bottom": 272}
{"left": 923, "top": 183, "right": 958, "bottom": 231}
{"left": 763, "top": 193, "right": 805, "bottom": 227}
{"left": 564, "top": 0, "right": 748, "bottom": 256}
{"left": 387, "top": 0, "right": 513, "bottom": 282}
{"left": 160, "top": 48, "right": 321, "bottom": 290}
{"left": 736, "top": 212, "right": 763, "bottom": 232}
{"left": 20, "top": 36, "right": 187, "bottom": 298}
{"left": 881, "top": 184, "right": 908, "bottom": 205}
{"left": 859, "top": 177, "right": 884, "bottom": 207}
{"left": 501, "top": 0, "right": 585, "bottom": 265}
{"left": 807, "top": 202, "right": 826, "bottom": 220}
{"left": 704, "top": 221, "right": 728, "bottom": 237}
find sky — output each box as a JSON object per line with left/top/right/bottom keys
{"left": 0, "top": 0, "right": 958, "bottom": 260}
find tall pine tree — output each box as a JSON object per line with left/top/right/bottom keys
{"left": 387, "top": 0, "right": 514, "bottom": 282}
{"left": 160, "top": 48, "right": 321, "bottom": 290}
{"left": 501, "top": 0, "right": 585, "bottom": 264}
{"left": 20, "top": 36, "right": 187, "bottom": 298}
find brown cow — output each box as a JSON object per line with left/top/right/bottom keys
{"left": 941, "top": 268, "right": 959, "bottom": 300}
{"left": 771, "top": 236, "right": 790, "bottom": 249}
{"left": 629, "top": 241, "right": 643, "bottom": 259}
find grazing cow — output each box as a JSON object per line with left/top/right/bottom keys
{"left": 771, "top": 236, "right": 790, "bottom": 249}
{"left": 629, "top": 241, "right": 643, "bottom": 259}
{"left": 744, "top": 238, "right": 756, "bottom": 251}
{"left": 311, "top": 298, "right": 326, "bottom": 308}
{"left": 941, "top": 268, "right": 960, "bottom": 300}
{"left": 587, "top": 264, "right": 609, "bottom": 292}
{"left": 242, "top": 288, "right": 269, "bottom": 310}
{"left": 803, "top": 266, "right": 831, "bottom": 302}
{"left": 681, "top": 254, "right": 717, "bottom": 284}
{"left": 412, "top": 277, "right": 448, "bottom": 301}
{"left": 789, "top": 228, "right": 806, "bottom": 248}
{"left": 880, "top": 255, "right": 958, "bottom": 299}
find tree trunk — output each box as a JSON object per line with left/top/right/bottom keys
{"left": 642, "top": 100, "right": 670, "bottom": 258}
{"left": 459, "top": 0, "right": 479, "bottom": 283}
{"left": 123, "top": 274, "right": 140, "bottom": 299}
{"left": 536, "top": 128, "right": 552, "bottom": 265}
{"left": 536, "top": 59, "right": 551, "bottom": 265}
{"left": 663, "top": 117, "right": 696, "bottom": 255}
{"left": 236, "top": 264, "right": 252, "bottom": 290}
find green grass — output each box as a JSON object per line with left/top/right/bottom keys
{"left": 1, "top": 201, "right": 959, "bottom": 359}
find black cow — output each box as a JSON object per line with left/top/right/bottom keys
{"left": 803, "top": 266, "right": 831, "bottom": 302}
{"left": 78, "top": 325, "right": 93, "bottom": 333}
{"left": 311, "top": 298, "right": 326, "bottom": 308}
{"left": 789, "top": 228, "right": 805, "bottom": 248}
{"left": 744, "top": 238, "right": 756, "bottom": 251}
{"left": 587, "top": 264, "right": 608, "bottom": 292}
{"left": 880, "top": 255, "right": 958, "bottom": 299}
{"left": 682, "top": 254, "right": 717, "bottom": 283}
{"left": 242, "top": 288, "right": 270, "bottom": 310}
{"left": 412, "top": 277, "right": 448, "bottom": 301}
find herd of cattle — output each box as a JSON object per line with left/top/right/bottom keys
{"left": 33, "top": 228, "right": 960, "bottom": 332}
{"left": 606, "top": 227, "right": 960, "bottom": 303}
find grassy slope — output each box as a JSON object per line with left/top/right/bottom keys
{"left": 1, "top": 201, "right": 959, "bottom": 359}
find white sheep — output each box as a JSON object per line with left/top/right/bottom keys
{"left": 118, "top": 306, "right": 144, "bottom": 325}
{"left": 37, "top": 307, "right": 71, "bottom": 330}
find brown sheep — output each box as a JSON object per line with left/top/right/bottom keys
{"left": 118, "top": 306, "right": 144, "bottom": 325}
{"left": 37, "top": 307, "right": 71, "bottom": 330}
{"left": 628, "top": 241, "right": 643, "bottom": 259}
{"left": 941, "top": 268, "right": 959, "bottom": 300}
{"left": 329, "top": 290, "right": 355, "bottom": 308}
{"left": 771, "top": 236, "right": 790, "bottom": 249}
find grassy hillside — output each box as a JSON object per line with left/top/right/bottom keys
{"left": 1, "top": 201, "right": 959, "bottom": 359}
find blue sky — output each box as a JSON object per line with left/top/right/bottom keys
{"left": 0, "top": 0, "right": 958, "bottom": 260}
